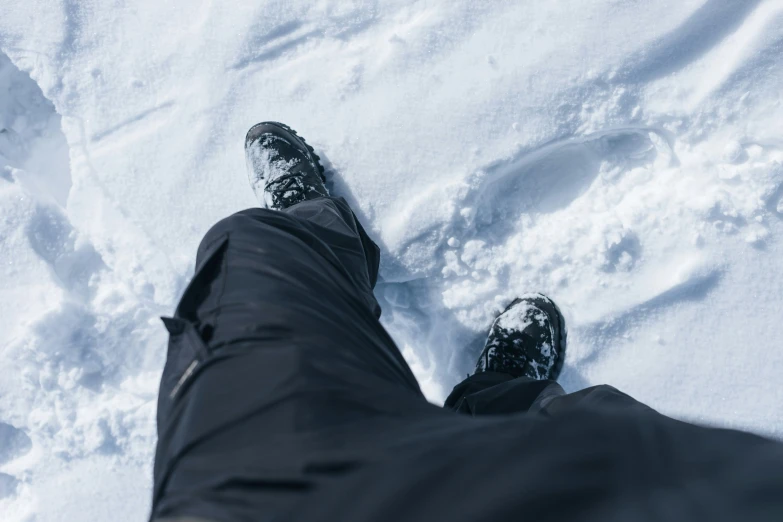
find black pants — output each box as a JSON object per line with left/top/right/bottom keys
{"left": 152, "top": 197, "right": 783, "bottom": 522}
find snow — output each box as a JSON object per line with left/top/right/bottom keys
{"left": 1, "top": 0, "right": 783, "bottom": 519}
{"left": 494, "top": 301, "right": 540, "bottom": 333}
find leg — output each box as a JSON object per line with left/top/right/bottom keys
{"left": 152, "top": 197, "right": 426, "bottom": 521}
{"left": 152, "top": 123, "right": 439, "bottom": 520}
{"left": 444, "top": 372, "right": 565, "bottom": 415}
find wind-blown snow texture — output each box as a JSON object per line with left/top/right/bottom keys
{"left": 1, "top": 1, "right": 782, "bottom": 520}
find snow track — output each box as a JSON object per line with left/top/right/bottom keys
{"left": 0, "top": 51, "right": 162, "bottom": 520}
{"left": 1, "top": 0, "right": 783, "bottom": 520}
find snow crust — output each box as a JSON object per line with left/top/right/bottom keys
{"left": 1, "top": 0, "right": 783, "bottom": 519}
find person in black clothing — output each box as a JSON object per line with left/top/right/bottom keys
{"left": 150, "top": 122, "right": 783, "bottom": 522}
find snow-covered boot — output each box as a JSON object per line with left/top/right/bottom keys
{"left": 245, "top": 122, "right": 328, "bottom": 210}
{"left": 475, "top": 293, "right": 567, "bottom": 381}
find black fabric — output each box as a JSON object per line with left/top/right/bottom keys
{"left": 444, "top": 371, "right": 566, "bottom": 415}
{"left": 152, "top": 196, "right": 783, "bottom": 522}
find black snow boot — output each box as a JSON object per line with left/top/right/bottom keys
{"left": 475, "top": 293, "right": 567, "bottom": 381}
{"left": 245, "top": 122, "right": 328, "bottom": 210}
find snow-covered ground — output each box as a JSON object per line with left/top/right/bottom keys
{"left": 1, "top": 0, "right": 782, "bottom": 519}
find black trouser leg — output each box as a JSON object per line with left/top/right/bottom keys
{"left": 152, "top": 197, "right": 427, "bottom": 521}
{"left": 444, "top": 371, "right": 566, "bottom": 415}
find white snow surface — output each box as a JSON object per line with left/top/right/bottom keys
{"left": 1, "top": 0, "right": 783, "bottom": 519}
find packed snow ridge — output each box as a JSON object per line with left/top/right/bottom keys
{"left": 1, "top": 0, "right": 783, "bottom": 520}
